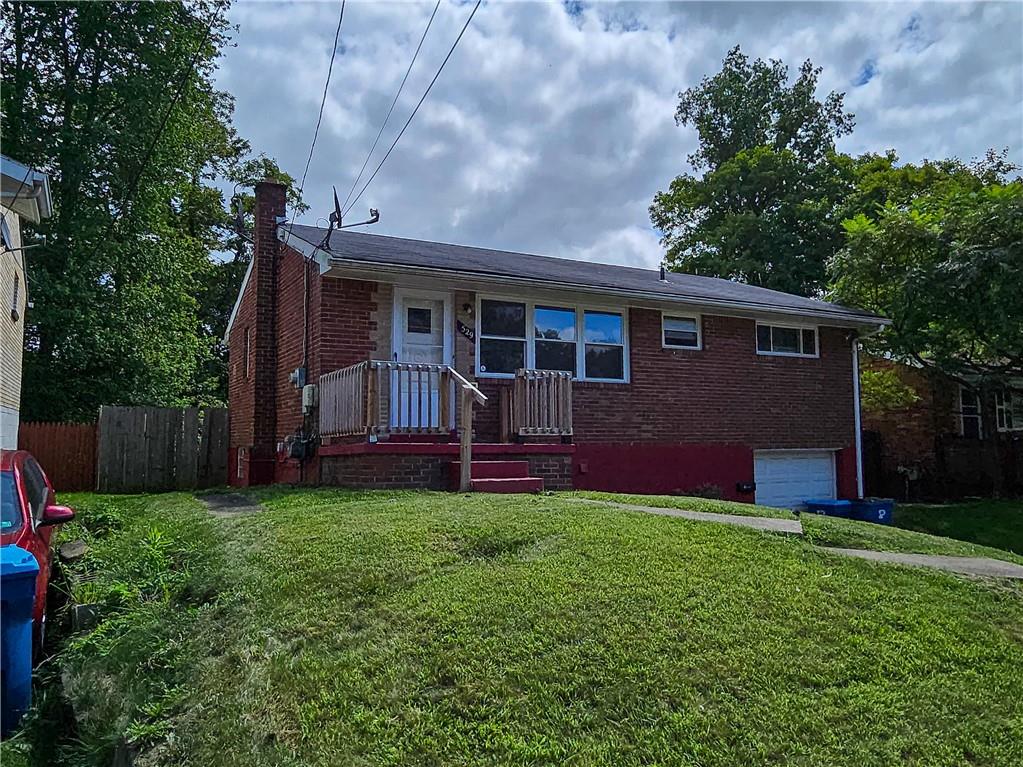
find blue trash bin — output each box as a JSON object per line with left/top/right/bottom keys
{"left": 1, "top": 544, "right": 39, "bottom": 738}
{"left": 852, "top": 498, "right": 895, "bottom": 525}
{"left": 803, "top": 499, "right": 853, "bottom": 517}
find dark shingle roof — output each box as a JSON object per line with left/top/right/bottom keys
{"left": 285, "top": 225, "right": 885, "bottom": 326}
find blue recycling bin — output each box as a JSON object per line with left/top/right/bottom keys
{"left": 852, "top": 498, "right": 896, "bottom": 525}
{"left": 1, "top": 544, "right": 39, "bottom": 738}
{"left": 803, "top": 499, "right": 854, "bottom": 517}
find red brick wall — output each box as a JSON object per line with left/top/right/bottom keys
{"left": 475, "top": 310, "right": 856, "bottom": 449}
{"left": 228, "top": 180, "right": 286, "bottom": 485}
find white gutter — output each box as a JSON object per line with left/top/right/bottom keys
{"left": 280, "top": 229, "right": 889, "bottom": 329}
{"left": 852, "top": 338, "right": 864, "bottom": 498}
{"left": 326, "top": 254, "right": 890, "bottom": 329}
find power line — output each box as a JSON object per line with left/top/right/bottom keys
{"left": 342, "top": 0, "right": 482, "bottom": 219}
{"left": 284, "top": 0, "right": 346, "bottom": 246}
{"left": 339, "top": 0, "right": 441, "bottom": 216}
{"left": 298, "top": 0, "right": 346, "bottom": 195}
{"left": 88, "top": 7, "right": 221, "bottom": 260}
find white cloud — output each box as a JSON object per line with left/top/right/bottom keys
{"left": 216, "top": 0, "right": 1023, "bottom": 270}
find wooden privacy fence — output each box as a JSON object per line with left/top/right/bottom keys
{"left": 18, "top": 422, "right": 98, "bottom": 491}
{"left": 97, "top": 406, "right": 228, "bottom": 493}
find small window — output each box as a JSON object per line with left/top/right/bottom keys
{"left": 662, "top": 315, "right": 700, "bottom": 349}
{"left": 406, "top": 307, "right": 433, "bottom": 335}
{"left": 244, "top": 327, "right": 252, "bottom": 379}
{"left": 960, "top": 387, "right": 982, "bottom": 439}
{"left": 479, "top": 299, "right": 526, "bottom": 375}
{"left": 583, "top": 311, "right": 625, "bottom": 380}
{"left": 0, "top": 218, "right": 11, "bottom": 251}
{"left": 534, "top": 306, "right": 576, "bottom": 374}
{"left": 756, "top": 323, "right": 817, "bottom": 357}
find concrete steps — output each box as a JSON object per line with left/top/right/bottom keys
{"left": 470, "top": 477, "right": 544, "bottom": 493}
{"left": 449, "top": 460, "right": 544, "bottom": 493}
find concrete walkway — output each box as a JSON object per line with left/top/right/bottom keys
{"left": 198, "top": 493, "right": 263, "bottom": 518}
{"left": 574, "top": 498, "right": 1023, "bottom": 579}
{"left": 571, "top": 498, "right": 804, "bottom": 534}
{"left": 820, "top": 547, "right": 1023, "bottom": 579}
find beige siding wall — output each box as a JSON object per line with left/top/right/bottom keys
{"left": 1, "top": 207, "right": 26, "bottom": 447}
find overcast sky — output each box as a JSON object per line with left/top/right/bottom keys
{"left": 215, "top": 0, "right": 1023, "bottom": 270}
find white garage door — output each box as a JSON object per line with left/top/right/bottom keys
{"left": 754, "top": 451, "right": 836, "bottom": 509}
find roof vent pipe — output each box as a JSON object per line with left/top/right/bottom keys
{"left": 659, "top": 265, "right": 668, "bottom": 282}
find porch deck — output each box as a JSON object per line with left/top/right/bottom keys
{"left": 317, "top": 360, "right": 574, "bottom": 491}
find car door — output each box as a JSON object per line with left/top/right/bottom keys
{"left": 18, "top": 456, "right": 55, "bottom": 621}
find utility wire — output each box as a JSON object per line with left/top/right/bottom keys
{"left": 342, "top": 0, "right": 482, "bottom": 218}
{"left": 298, "top": 0, "right": 346, "bottom": 196}
{"left": 339, "top": 0, "right": 441, "bottom": 216}
{"left": 88, "top": 7, "right": 221, "bottom": 261}
{"left": 285, "top": 0, "right": 346, "bottom": 245}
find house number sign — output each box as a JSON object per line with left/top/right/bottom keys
{"left": 457, "top": 321, "right": 475, "bottom": 342}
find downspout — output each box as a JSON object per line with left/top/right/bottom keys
{"left": 852, "top": 338, "right": 864, "bottom": 499}
{"left": 852, "top": 324, "right": 886, "bottom": 499}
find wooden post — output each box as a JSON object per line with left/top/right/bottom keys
{"left": 459, "top": 386, "right": 472, "bottom": 492}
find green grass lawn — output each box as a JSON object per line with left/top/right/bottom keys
{"left": 13, "top": 489, "right": 1023, "bottom": 767}
{"left": 890, "top": 500, "right": 1023, "bottom": 556}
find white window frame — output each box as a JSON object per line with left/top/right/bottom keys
{"left": 959, "top": 385, "right": 983, "bottom": 439}
{"left": 475, "top": 294, "right": 629, "bottom": 383}
{"left": 661, "top": 312, "right": 702, "bottom": 350}
{"left": 995, "top": 389, "right": 1023, "bottom": 433}
{"left": 755, "top": 322, "right": 819, "bottom": 358}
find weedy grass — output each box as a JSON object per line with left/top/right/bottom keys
{"left": 17, "top": 489, "right": 1023, "bottom": 767}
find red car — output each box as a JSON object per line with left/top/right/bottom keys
{"left": 1, "top": 449, "right": 75, "bottom": 645}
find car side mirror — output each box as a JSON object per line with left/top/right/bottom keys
{"left": 40, "top": 504, "right": 75, "bottom": 526}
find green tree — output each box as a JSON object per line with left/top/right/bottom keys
{"left": 650, "top": 46, "right": 855, "bottom": 296}
{"left": 1, "top": 1, "right": 299, "bottom": 420}
{"left": 830, "top": 173, "right": 1022, "bottom": 491}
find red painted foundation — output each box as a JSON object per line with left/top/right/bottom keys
{"left": 573, "top": 442, "right": 755, "bottom": 501}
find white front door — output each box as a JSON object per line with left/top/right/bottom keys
{"left": 754, "top": 450, "right": 836, "bottom": 509}
{"left": 392, "top": 292, "right": 450, "bottom": 429}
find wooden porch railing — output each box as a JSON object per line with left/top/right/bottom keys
{"left": 318, "top": 360, "right": 487, "bottom": 491}
{"left": 508, "top": 369, "right": 573, "bottom": 437}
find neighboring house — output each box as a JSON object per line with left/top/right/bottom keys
{"left": 0, "top": 157, "right": 51, "bottom": 450}
{"left": 861, "top": 356, "right": 1023, "bottom": 499}
{"left": 225, "top": 181, "right": 886, "bottom": 506}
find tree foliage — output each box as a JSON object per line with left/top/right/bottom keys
{"left": 829, "top": 170, "right": 1023, "bottom": 384}
{"left": 651, "top": 46, "right": 855, "bottom": 296}
{"left": 1, "top": 1, "right": 299, "bottom": 420}
{"left": 859, "top": 368, "right": 921, "bottom": 414}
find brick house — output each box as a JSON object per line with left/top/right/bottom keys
{"left": 225, "top": 181, "right": 887, "bottom": 506}
{"left": 861, "top": 357, "right": 1023, "bottom": 499}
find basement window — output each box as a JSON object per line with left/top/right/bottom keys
{"left": 756, "top": 323, "right": 818, "bottom": 357}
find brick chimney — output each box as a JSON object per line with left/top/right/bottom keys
{"left": 229, "top": 180, "right": 286, "bottom": 485}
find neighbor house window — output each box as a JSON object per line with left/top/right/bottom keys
{"left": 662, "top": 314, "right": 700, "bottom": 349}
{"left": 479, "top": 299, "right": 526, "bottom": 375}
{"left": 583, "top": 310, "right": 625, "bottom": 380}
{"left": 756, "top": 323, "right": 817, "bottom": 357}
{"left": 960, "top": 386, "right": 982, "bottom": 438}
{"left": 476, "top": 298, "right": 628, "bottom": 382}
{"left": 995, "top": 389, "right": 1023, "bottom": 432}
{"left": 534, "top": 305, "right": 576, "bottom": 374}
